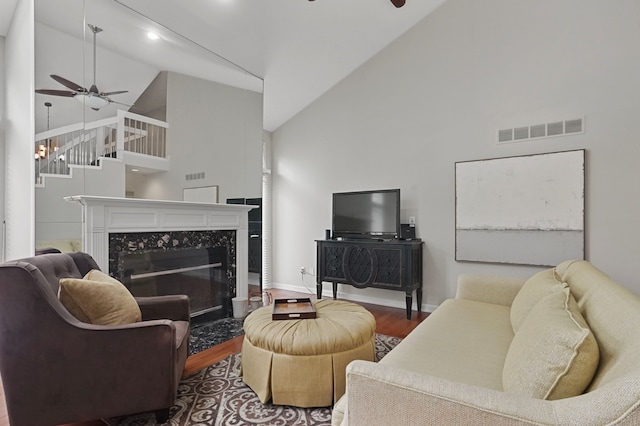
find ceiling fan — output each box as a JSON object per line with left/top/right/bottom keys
{"left": 35, "top": 24, "right": 129, "bottom": 111}
{"left": 308, "top": 0, "right": 405, "bottom": 7}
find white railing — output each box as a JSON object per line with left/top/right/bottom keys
{"left": 34, "top": 110, "right": 168, "bottom": 183}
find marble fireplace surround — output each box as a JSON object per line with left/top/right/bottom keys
{"left": 64, "top": 195, "right": 255, "bottom": 299}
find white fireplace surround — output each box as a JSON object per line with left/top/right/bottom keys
{"left": 64, "top": 195, "right": 255, "bottom": 299}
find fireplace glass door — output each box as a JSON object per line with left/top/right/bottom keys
{"left": 120, "top": 246, "right": 229, "bottom": 318}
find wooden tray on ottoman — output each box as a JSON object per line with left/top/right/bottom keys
{"left": 272, "top": 298, "right": 317, "bottom": 320}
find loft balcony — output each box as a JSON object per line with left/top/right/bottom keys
{"left": 34, "top": 110, "right": 169, "bottom": 186}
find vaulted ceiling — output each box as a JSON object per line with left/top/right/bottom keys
{"left": 2, "top": 0, "right": 446, "bottom": 131}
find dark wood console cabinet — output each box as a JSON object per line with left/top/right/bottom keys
{"left": 316, "top": 239, "right": 423, "bottom": 319}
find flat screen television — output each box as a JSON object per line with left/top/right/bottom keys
{"left": 332, "top": 189, "right": 400, "bottom": 240}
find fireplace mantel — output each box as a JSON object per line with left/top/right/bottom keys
{"left": 64, "top": 195, "right": 255, "bottom": 298}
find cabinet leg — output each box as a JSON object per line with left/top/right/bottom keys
{"left": 416, "top": 288, "right": 422, "bottom": 313}
{"left": 405, "top": 293, "right": 412, "bottom": 320}
{"left": 317, "top": 282, "right": 323, "bottom": 299}
{"left": 332, "top": 282, "right": 338, "bottom": 299}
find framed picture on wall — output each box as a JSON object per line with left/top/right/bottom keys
{"left": 455, "top": 149, "right": 585, "bottom": 266}
{"left": 183, "top": 185, "right": 219, "bottom": 204}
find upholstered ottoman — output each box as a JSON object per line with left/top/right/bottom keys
{"left": 241, "top": 299, "right": 376, "bottom": 407}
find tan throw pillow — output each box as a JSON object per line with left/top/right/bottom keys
{"left": 502, "top": 286, "right": 599, "bottom": 400}
{"left": 59, "top": 269, "right": 142, "bottom": 325}
{"left": 510, "top": 268, "right": 564, "bottom": 332}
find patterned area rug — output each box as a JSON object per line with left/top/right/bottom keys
{"left": 106, "top": 334, "right": 401, "bottom": 426}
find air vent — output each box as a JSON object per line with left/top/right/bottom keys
{"left": 514, "top": 126, "right": 529, "bottom": 140}
{"left": 185, "top": 172, "right": 205, "bottom": 181}
{"left": 530, "top": 124, "right": 546, "bottom": 138}
{"left": 497, "top": 117, "right": 584, "bottom": 144}
{"left": 498, "top": 129, "right": 513, "bottom": 143}
{"left": 547, "top": 121, "right": 563, "bottom": 136}
{"left": 565, "top": 119, "right": 583, "bottom": 134}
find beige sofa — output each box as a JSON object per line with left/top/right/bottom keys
{"left": 332, "top": 260, "right": 640, "bottom": 425}
{"left": 36, "top": 238, "right": 82, "bottom": 253}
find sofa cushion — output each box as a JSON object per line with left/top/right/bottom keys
{"left": 502, "top": 286, "right": 599, "bottom": 400}
{"left": 381, "top": 298, "right": 514, "bottom": 391}
{"left": 59, "top": 269, "right": 142, "bottom": 325}
{"left": 555, "top": 260, "right": 640, "bottom": 392}
{"left": 510, "top": 268, "right": 563, "bottom": 332}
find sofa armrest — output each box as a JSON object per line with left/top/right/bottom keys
{"left": 343, "top": 360, "right": 555, "bottom": 425}
{"left": 455, "top": 274, "right": 526, "bottom": 307}
{"left": 341, "top": 361, "right": 640, "bottom": 426}
{"left": 0, "top": 317, "right": 184, "bottom": 424}
{"left": 136, "top": 295, "right": 191, "bottom": 321}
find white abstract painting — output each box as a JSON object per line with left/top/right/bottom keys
{"left": 455, "top": 150, "right": 585, "bottom": 266}
{"left": 183, "top": 185, "right": 219, "bottom": 204}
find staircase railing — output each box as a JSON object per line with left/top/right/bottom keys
{"left": 34, "top": 110, "right": 168, "bottom": 184}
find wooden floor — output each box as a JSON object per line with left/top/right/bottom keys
{"left": 0, "top": 287, "right": 428, "bottom": 426}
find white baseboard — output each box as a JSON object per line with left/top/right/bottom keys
{"left": 267, "top": 281, "right": 438, "bottom": 314}
{"left": 266, "top": 281, "right": 316, "bottom": 296}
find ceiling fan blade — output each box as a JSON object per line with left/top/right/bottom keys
{"left": 390, "top": 0, "right": 406, "bottom": 7}
{"left": 35, "top": 89, "right": 76, "bottom": 97}
{"left": 101, "top": 90, "right": 129, "bottom": 96}
{"left": 50, "top": 74, "right": 85, "bottom": 92}
{"left": 107, "top": 99, "right": 134, "bottom": 108}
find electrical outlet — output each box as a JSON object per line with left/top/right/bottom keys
{"left": 409, "top": 216, "right": 416, "bottom": 227}
{"left": 308, "top": 267, "right": 314, "bottom": 275}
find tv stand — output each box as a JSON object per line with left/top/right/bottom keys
{"left": 316, "top": 239, "right": 423, "bottom": 319}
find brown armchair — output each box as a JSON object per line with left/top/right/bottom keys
{"left": 0, "top": 252, "right": 190, "bottom": 425}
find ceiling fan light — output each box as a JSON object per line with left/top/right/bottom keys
{"left": 75, "top": 94, "right": 109, "bottom": 110}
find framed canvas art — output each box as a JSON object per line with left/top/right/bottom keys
{"left": 455, "top": 150, "right": 585, "bottom": 266}
{"left": 183, "top": 185, "right": 219, "bottom": 204}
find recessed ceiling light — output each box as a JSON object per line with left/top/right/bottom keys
{"left": 147, "top": 32, "right": 159, "bottom": 40}
{"left": 131, "top": 168, "right": 140, "bottom": 172}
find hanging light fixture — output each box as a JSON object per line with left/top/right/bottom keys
{"left": 36, "top": 102, "right": 53, "bottom": 159}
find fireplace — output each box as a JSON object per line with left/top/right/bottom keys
{"left": 64, "top": 196, "right": 254, "bottom": 304}
{"left": 120, "top": 247, "right": 228, "bottom": 317}
{"left": 109, "top": 230, "right": 236, "bottom": 318}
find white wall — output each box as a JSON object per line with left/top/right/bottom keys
{"left": 0, "top": 35, "right": 6, "bottom": 260}
{"left": 134, "top": 72, "right": 263, "bottom": 203}
{"left": 4, "top": 0, "right": 34, "bottom": 260}
{"left": 35, "top": 158, "right": 125, "bottom": 241}
{"left": 271, "top": 0, "right": 640, "bottom": 309}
